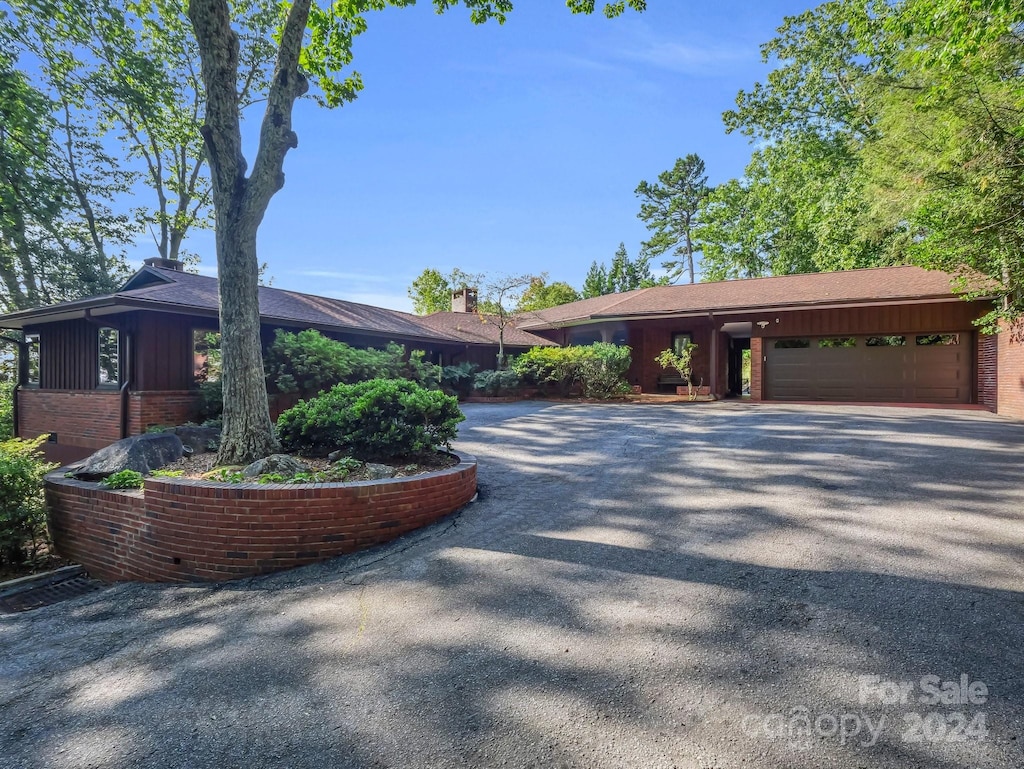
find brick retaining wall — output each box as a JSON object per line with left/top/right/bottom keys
{"left": 997, "top": 328, "right": 1024, "bottom": 420}
{"left": 46, "top": 454, "right": 477, "bottom": 582}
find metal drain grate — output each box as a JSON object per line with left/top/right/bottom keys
{"left": 0, "top": 573, "right": 104, "bottom": 614}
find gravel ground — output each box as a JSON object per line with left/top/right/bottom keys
{"left": 2, "top": 401, "right": 1023, "bottom": 768}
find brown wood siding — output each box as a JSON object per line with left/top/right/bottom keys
{"left": 134, "top": 313, "right": 197, "bottom": 391}
{"left": 748, "top": 301, "right": 984, "bottom": 338}
{"left": 31, "top": 319, "right": 98, "bottom": 390}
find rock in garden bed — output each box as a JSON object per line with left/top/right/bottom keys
{"left": 73, "top": 433, "right": 186, "bottom": 480}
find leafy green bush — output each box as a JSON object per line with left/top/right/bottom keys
{"left": 440, "top": 361, "right": 479, "bottom": 398}
{"left": 577, "top": 342, "right": 632, "bottom": 399}
{"left": 513, "top": 346, "right": 581, "bottom": 396}
{"left": 514, "top": 344, "right": 632, "bottom": 398}
{"left": 0, "top": 384, "right": 14, "bottom": 440}
{"left": 197, "top": 378, "right": 223, "bottom": 423}
{"left": 473, "top": 369, "right": 521, "bottom": 396}
{"left": 0, "top": 435, "right": 57, "bottom": 565}
{"left": 101, "top": 470, "right": 145, "bottom": 490}
{"left": 264, "top": 329, "right": 440, "bottom": 397}
{"left": 277, "top": 378, "right": 464, "bottom": 460}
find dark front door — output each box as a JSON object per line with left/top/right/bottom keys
{"left": 727, "top": 338, "right": 751, "bottom": 396}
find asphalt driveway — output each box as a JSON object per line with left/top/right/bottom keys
{"left": 2, "top": 402, "right": 1024, "bottom": 768}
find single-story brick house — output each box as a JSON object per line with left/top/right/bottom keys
{"left": 0, "top": 258, "right": 552, "bottom": 460}
{"left": 519, "top": 265, "right": 1023, "bottom": 419}
{"left": 2, "top": 260, "right": 1022, "bottom": 460}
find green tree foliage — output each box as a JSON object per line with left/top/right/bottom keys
{"left": 5, "top": 0, "right": 281, "bottom": 263}
{"left": 0, "top": 434, "right": 57, "bottom": 566}
{"left": 0, "top": 50, "right": 128, "bottom": 311}
{"left": 264, "top": 329, "right": 440, "bottom": 397}
{"left": 710, "top": 0, "right": 1023, "bottom": 329}
{"left": 276, "top": 378, "right": 464, "bottom": 460}
{"left": 516, "top": 275, "right": 581, "bottom": 312}
{"left": 183, "top": 0, "right": 646, "bottom": 463}
{"left": 708, "top": 1, "right": 899, "bottom": 284}
{"left": 860, "top": 0, "right": 1024, "bottom": 331}
{"left": 635, "top": 154, "right": 710, "bottom": 283}
{"left": 582, "top": 243, "right": 665, "bottom": 297}
{"left": 407, "top": 267, "right": 483, "bottom": 314}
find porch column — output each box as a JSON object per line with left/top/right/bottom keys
{"left": 708, "top": 314, "right": 719, "bottom": 399}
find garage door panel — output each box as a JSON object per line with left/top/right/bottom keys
{"left": 765, "top": 334, "right": 972, "bottom": 404}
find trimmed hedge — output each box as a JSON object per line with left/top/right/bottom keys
{"left": 276, "top": 378, "right": 464, "bottom": 460}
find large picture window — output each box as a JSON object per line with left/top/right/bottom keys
{"left": 672, "top": 333, "right": 692, "bottom": 355}
{"left": 98, "top": 328, "right": 119, "bottom": 385}
{"left": 193, "top": 329, "right": 221, "bottom": 383}
{"left": 25, "top": 333, "right": 39, "bottom": 385}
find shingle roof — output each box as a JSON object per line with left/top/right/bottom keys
{"left": 0, "top": 267, "right": 555, "bottom": 347}
{"left": 519, "top": 265, "right": 968, "bottom": 329}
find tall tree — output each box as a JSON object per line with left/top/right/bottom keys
{"left": 583, "top": 243, "right": 665, "bottom": 297}
{"left": 408, "top": 267, "right": 484, "bottom": 314}
{"left": 185, "top": 0, "right": 647, "bottom": 463}
{"left": 860, "top": 0, "right": 1024, "bottom": 332}
{"left": 581, "top": 260, "right": 609, "bottom": 299}
{"left": 0, "top": 50, "right": 129, "bottom": 311}
{"left": 516, "top": 275, "right": 581, "bottom": 312}
{"left": 481, "top": 273, "right": 532, "bottom": 368}
{"left": 635, "top": 154, "right": 710, "bottom": 284}
{"left": 7, "top": 0, "right": 245, "bottom": 262}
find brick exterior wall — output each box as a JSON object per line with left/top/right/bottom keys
{"left": 750, "top": 337, "right": 763, "bottom": 401}
{"left": 977, "top": 334, "right": 998, "bottom": 411}
{"left": 18, "top": 390, "right": 122, "bottom": 449}
{"left": 997, "top": 327, "right": 1024, "bottom": 420}
{"left": 128, "top": 391, "right": 202, "bottom": 434}
{"left": 46, "top": 454, "right": 477, "bottom": 582}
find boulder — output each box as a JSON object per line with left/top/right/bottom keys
{"left": 327, "top": 449, "right": 348, "bottom": 463}
{"left": 163, "top": 425, "right": 221, "bottom": 454}
{"left": 363, "top": 462, "right": 397, "bottom": 481}
{"left": 242, "top": 454, "right": 310, "bottom": 479}
{"left": 74, "top": 434, "right": 185, "bottom": 480}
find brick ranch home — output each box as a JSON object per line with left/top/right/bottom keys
{"left": 0, "top": 258, "right": 552, "bottom": 461}
{"left": 1, "top": 259, "right": 1022, "bottom": 461}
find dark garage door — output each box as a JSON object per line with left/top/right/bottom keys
{"left": 765, "top": 334, "right": 972, "bottom": 403}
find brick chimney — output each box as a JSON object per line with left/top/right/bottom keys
{"left": 452, "top": 287, "right": 478, "bottom": 313}
{"left": 144, "top": 256, "right": 184, "bottom": 272}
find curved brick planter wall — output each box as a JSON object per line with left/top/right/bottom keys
{"left": 45, "top": 453, "right": 476, "bottom": 583}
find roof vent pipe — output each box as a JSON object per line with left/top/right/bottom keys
{"left": 143, "top": 256, "right": 184, "bottom": 272}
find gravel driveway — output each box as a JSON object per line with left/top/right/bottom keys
{"left": 2, "top": 401, "right": 1023, "bottom": 768}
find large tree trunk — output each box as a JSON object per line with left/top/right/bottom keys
{"left": 189, "top": 0, "right": 310, "bottom": 464}
{"left": 215, "top": 213, "right": 277, "bottom": 464}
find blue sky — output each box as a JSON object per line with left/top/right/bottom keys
{"left": 167, "top": 1, "right": 813, "bottom": 312}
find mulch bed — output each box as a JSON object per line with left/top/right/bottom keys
{"left": 160, "top": 449, "right": 458, "bottom": 482}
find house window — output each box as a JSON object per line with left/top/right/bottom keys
{"left": 773, "top": 338, "right": 810, "bottom": 349}
{"left": 866, "top": 336, "right": 906, "bottom": 347}
{"left": 818, "top": 337, "right": 856, "bottom": 348}
{"left": 25, "top": 333, "right": 39, "bottom": 385}
{"left": 98, "top": 328, "right": 119, "bottom": 385}
{"left": 916, "top": 334, "right": 959, "bottom": 346}
{"left": 193, "top": 329, "right": 221, "bottom": 383}
{"left": 672, "top": 333, "right": 692, "bottom": 355}
{"left": 568, "top": 329, "right": 602, "bottom": 346}
{"left": 611, "top": 329, "right": 629, "bottom": 346}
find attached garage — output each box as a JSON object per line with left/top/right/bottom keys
{"left": 765, "top": 333, "right": 972, "bottom": 403}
